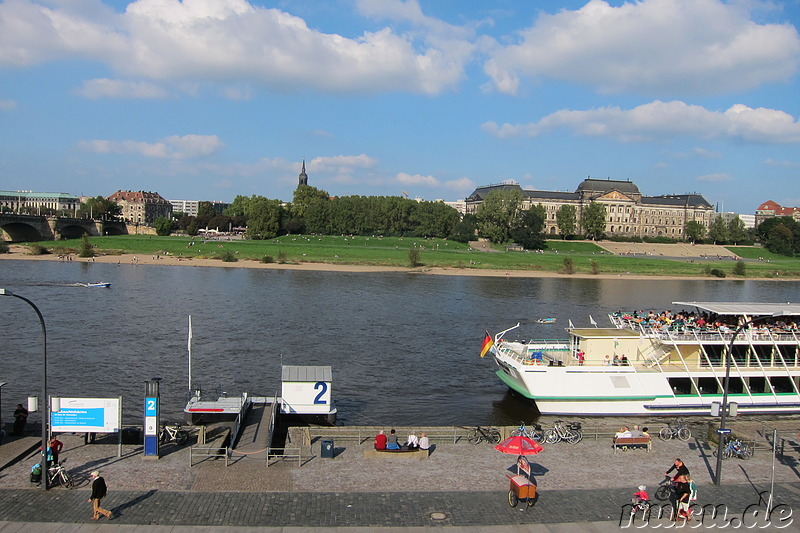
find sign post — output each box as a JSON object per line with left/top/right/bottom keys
{"left": 143, "top": 379, "right": 160, "bottom": 459}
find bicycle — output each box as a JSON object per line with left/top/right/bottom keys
{"left": 467, "top": 426, "right": 501, "bottom": 445}
{"left": 655, "top": 475, "right": 675, "bottom": 501}
{"left": 47, "top": 460, "right": 74, "bottom": 488}
{"left": 543, "top": 420, "right": 582, "bottom": 444}
{"left": 511, "top": 421, "right": 543, "bottom": 442}
{"left": 713, "top": 437, "right": 753, "bottom": 460}
{"left": 658, "top": 419, "right": 691, "bottom": 441}
{"left": 160, "top": 422, "right": 189, "bottom": 445}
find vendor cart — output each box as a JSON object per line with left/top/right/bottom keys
{"left": 506, "top": 455, "right": 537, "bottom": 508}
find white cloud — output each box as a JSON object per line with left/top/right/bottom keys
{"left": 763, "top": 158, "right": 800, "bottom": 168}
{"left": 482, "top": 101, "right": 800, "bottom": 144}
{"left": 443, "top": 176, "right": 476, "bottom": 191}
{"left": 396, "top": 172, "right": 438, "bottom": 186}
{"left": 483, "top": 0, "right": 800, "bottom": 96}
{"left": 308, "top": 154, "right": 377, "bottom": 174}
{"left": 78, "top": 134, "right": 224, "bottom": 159}
{"left": 0, "top": 0, "right": 472, "bottom": 95}
{"left": 696, "top": 173, "right": 731, "bottom": 182}
{"left": 76, "top": 78, "right": 169, "bottom": 99}
{"left": 0, "top": 99, "right": 16, "bottom": 111}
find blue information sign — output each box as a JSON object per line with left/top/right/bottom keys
{"left": 145, "top": 397, "right": 158, "bottom": 417}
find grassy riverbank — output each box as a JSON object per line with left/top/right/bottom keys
{"left": 11, "top": 234, "right": 800, "bottom": 278}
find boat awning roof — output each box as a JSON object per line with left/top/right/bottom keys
{"left": 282, "top": 365, "right": 332, "bottom": 382}
{"left": 672, "top": 302, "right": 800, "bottom": 317}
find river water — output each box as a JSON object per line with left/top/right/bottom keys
{"left": 1, "top": 259, "right": 799, "bottom": 426}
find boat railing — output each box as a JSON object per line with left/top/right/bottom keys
{"left": 494, "top": 339, "right": 572, "bottom": 366}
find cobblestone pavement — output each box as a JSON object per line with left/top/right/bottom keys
{"left": 0, "top": 483, "right": 798, "bottom": 528}
{"left": 1, "top": 421, "right": 799, "bottom": 529}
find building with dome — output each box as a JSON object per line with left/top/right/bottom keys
{"left": 465, "top": 178, "right": 713, "bottom": 239}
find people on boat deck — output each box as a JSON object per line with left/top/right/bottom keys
{"left": 576, "top": 350, "right": 585, "bottom": 365}
{"left": 374, "top": 430, "right": 387, "bottom": 450}
{"left": 613, "top": 355, "right": 621, "bottom": 366}
{"left": 418, "top": 433, "right": 430, "bottom": 450}
{"left": 405, "top": 432, "right": 419, "bottom": 449}
{"left": 620, "top": 354, "right": 629, "bottom": 365}
{"left": 604, "top": 355, "right": 611, "bottom": 366}
{"left": 386, "top": 429, "right": 400, "bottom": 450}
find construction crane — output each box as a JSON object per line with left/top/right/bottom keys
{"left": 402, "top": 191, "right": 409, "bottom": 199}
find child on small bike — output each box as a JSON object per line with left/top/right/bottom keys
{"left": 631, "top": 485, "right": 650, "bottom": 514}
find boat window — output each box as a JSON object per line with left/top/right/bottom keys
{"left": 702, "top": 345, "right": 724, "bottom": 367}
{"left": 610, "top": 376, "right": 630, "bottom": 388}
{"left": 696, "top": 377, "right": 719, "bottom": 395}
{"left": 748, "top": 376, "right": 767, "bottom": 394}
{"left": 726, "top": 377, "right": 745, "bottom": 394}
{"left": 731, "top": 345, "right": 749, "bottom": 365}
{"left": 777, "top": 345, "right": 798, "bottom": 366}
{"left": 769, "top": 376, "right": 796, "bottom": 394}
{"left": 668, "top": 378, "right": 693, "bottom": 395}
{"left": 752, "top": 345, "right": 773, "bottom": 365}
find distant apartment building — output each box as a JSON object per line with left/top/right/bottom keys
{"left": 466, "top": 178, "right": 714, "bottom": 239}
{"left": 0, "top": 190, "right": 80, "bottom": 215}
{"left": 717, "top": 212, "right": 755, "bottom": 229}
{"left": 170, "top": 200, "right": 199, "bottom": 217}
{"left": 168, "top": 199, "right": 230, "bottom": 217}
{"left": 755, "top": 200, "right": 800, "bottom": 226}
{"left": 107, "top": 190, "right": 172, "bottom": 224}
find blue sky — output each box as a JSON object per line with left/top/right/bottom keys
{"left": 1, "top": 0, "right": 799, "bottom": 214}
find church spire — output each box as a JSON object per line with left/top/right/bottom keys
{"left": 298, "top": 158, "right": 308, "bottom": 187}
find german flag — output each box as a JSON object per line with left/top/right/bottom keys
{"left": 479, "top": 330, "right": 494, "bottom": 358}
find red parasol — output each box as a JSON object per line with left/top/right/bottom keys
{"left": 494, "top": 435, "right": 543, "bottom": 456}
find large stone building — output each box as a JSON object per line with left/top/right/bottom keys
{"left": 107, "top": 190, "right": 172, "bottom": 224}
{"left": 466, "top": 178, "right": 714, "bottom": 239}
{"left": 0, "top": 190, "right": 80, "bottom": 215}
{"left": 755, "top": 200, "right": 800, "bottom": 226}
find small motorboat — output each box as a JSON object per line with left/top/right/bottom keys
{"left": 535, "top": 317, "right": 556, "bottom": 324}
{"left": 86, "top": 282, "right": 111, "bottom": 288}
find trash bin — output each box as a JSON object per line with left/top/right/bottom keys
{"left": 121, "top": 427, "right": 141, "bottom": 444}
{"left": 321, "top": 439, "right": 334, "bottom": 458}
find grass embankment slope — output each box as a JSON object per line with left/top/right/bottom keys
{"left": 13, "top": 234, "right": 800, "bottom": 279}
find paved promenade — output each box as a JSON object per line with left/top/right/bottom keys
{"left": 1, "top": 418, "right": 799, "bottom": 530}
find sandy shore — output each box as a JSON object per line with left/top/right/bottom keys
{"left": 1, "top": 244, "right": 795, "bottom": 281}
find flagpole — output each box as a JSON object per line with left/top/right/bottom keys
{"left": 188, "top": 315, "right": 193, "bottom": 394}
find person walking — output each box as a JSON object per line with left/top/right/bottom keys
{"left": 88, "top": 471, "right": 113, "bottom": 520}
{"left": 13, "top": 404, "right": 28, "bottom": 436}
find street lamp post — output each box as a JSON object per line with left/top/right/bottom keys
{"left": 0, "top": 289, "right": 48, "bottom": 490}
{"left": 714, "top": 311, "right": 786, "bottom": 486}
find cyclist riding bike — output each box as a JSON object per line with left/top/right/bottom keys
{"left": 665, "top": 458, "right": 689, "bottom": 481}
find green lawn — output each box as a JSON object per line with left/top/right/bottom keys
{"left": 18, "top": 235, "right": 800, "bottom": 278}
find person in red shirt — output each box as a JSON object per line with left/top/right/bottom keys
{"left": 49, "top": 437, "right": 64, "bottom": 465}
{"left": 374, "top": 430, "right": 387, "bottom": 450}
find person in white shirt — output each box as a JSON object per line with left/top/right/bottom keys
{"left": 405, "top": 432, "right": 419, "bottom": 449}
{"left": 418, "top": 433, "right": 430, "bottom": 450}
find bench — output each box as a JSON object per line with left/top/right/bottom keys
{"left": 613, "top": 436, "right": 651, "bottom": 452}
{"left": 363, "top": 448, "right": 429, "bottom": 460}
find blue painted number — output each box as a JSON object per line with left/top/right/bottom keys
{"left": 313, "top": 382, "right": 327, "bottom": 404}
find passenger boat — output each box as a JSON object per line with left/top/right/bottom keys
{"left": 488, "top": 302, "right": 800, "bottom": 416}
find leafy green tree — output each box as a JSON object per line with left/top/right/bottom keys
{"left": 408, "top": 248, "right": 422, "bottom": 267}
{"left": 78, "top": 196, "right": 122, "bottom": 221}
{"left": 580, "top": 202, "right": 607, "bottom": 240}
{"left": 765, "top": 224, "right": 795, "bottom": 256}
{"left": 684, "top": 220, "right": 706, "bottom": 243}
{"left": 153, "top": 217, "right": 175, "bottom": 236}
{"left": 448, "top": 214, "right": 478, "bottom": 243}
{"left": 245, "top": 196, "right": 285, "bottom": 240}
{"left": 78, "top": 234, "right": 95, "bottom": 257}
{"left": 197, "top": 201, "right": 218, "bottom": 218}
{"left": 224, "top": 195, "right": 250, "bottom": 217}
{"left": 412, "top": 202, "right": 459, "bottom": 238}
{"left": 728, "top": 216, "right": 747, "bottom": 244}
{"left": 556, "top": 204, "right": 577, "bottom": 239}
{"left": 292, "top": 185, "right": 330, "bottom": 219}
{"left": 732, "top": 260, "right": 746, "bottom": 276}
{"left": 476, "top": 189, "right": 524, "bottom": 244}
{"left": 186, "top": 218, "right": 200, "bottom": 236}
{"left": 510, "top": 204, "right": 546, "bottom": 250}
{"left": 707, "top": 215, "right": 730, "bottom": 244}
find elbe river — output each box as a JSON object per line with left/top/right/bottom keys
{"left": 1, "top": 259, "right": 799, "bottom": 426}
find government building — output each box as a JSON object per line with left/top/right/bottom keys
{"left": 466, "top": 178, "right": 714, "bottom": 239}
{"left": 107, "top": 190, "right": 172, "bottom": 224}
